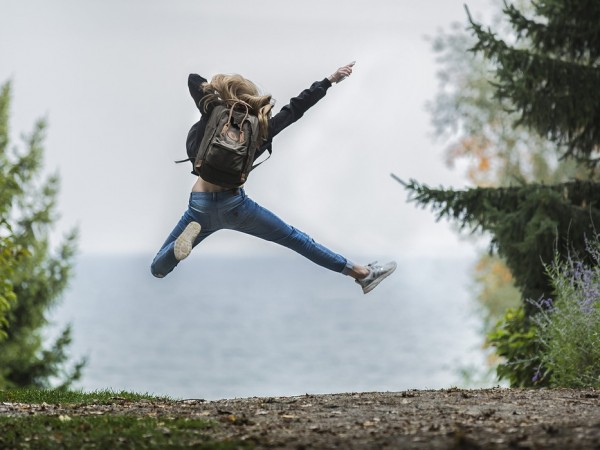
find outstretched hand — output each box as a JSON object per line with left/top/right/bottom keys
{"left": 328, "top": 61, "right": 356, "bottom": 84}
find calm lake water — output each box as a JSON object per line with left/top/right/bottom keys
{"left": 47, "top": 253, "right": 486, "bottom": 400}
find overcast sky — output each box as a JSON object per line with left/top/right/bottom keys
{"left": 0, "top": 0, "right": 494, "bottom": 261}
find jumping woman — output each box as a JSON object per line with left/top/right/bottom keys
{"left": 151, "top": 62, "right": 396, "bottom": 294}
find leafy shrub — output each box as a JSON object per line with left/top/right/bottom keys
{"left": 531, "top": 241, "right": 600, "bottom": 387}
{"left": 486, "top": 306, "right": 547, "bottom": 387}
{"left": 488, "top": 236, "right": 600, "bottom": 388}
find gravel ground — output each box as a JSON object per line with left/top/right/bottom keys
{"left": 3, "top": 387, "right": 600, "bottom": 449}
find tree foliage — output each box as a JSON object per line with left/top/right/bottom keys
{"left": 486, "top": 306, "right": 542, "bottom": 387}
{"left": 466, "top": 0, "right": 600, "bottom": 168}
{"left": 427, "top": 3, "right": 572, "bottom": 336}
{"left": 0, "top": 81, "right": 84, "bottom": 388}
{"left": 427, "top": 0, "right": 598, "bottom": 333}
{"left": 403, "top": 178, "right": 600, "bottom": 308}
{"left": 428, "top": 4, "right": 586, "bottom": 187}
{"left": 423, "top": 0, "right": 600, "bottom": 304}
{"left": 415, "top": 0, "right": 600, "bottom": 387}
{"left": 0, "top": 237, "right": 18, "bottom": 342}
{"left": 0, "top": 83, "right": 19, "bottom": 341}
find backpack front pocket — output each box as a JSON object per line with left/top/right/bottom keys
{"left": 205, "top": 138, "right": 248, "bottom": 174}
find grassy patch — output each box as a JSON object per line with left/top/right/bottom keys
{"left": 0, "top": 389, "right": 253, "bottom": 449}
{"left": 0, "top": 415, "right": 252, "bottom": 450}
{"left": 0, "top": 388, "right": 170, "bottom": 405}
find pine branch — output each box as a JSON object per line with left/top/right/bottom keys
{"left": 395, "top": 177, "right": 600, "bottom": 305}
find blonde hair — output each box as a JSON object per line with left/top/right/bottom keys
{"left": 201, "top": 74, "right": 273, "bottom": 142}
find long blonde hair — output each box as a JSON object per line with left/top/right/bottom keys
{"left": 201, "top": 74, "right": 273, "bottom": 142}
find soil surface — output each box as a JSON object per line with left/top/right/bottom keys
{"left": 3, "top": 387, "right": 600, "bottom": 449}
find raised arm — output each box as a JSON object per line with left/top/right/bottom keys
{"left": 327, "top": 61, "right": 355, "bottom": 84}
{"left": 267, "top": 62, "right": 356, "bottom": 140}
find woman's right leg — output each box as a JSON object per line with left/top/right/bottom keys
{"left": 151, "top": 210, "right": 197, "bottom": 278}
{"left": 151, "top": 196, "right": 216, "bottom": 278}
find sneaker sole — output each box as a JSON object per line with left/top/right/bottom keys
{"left": 174, "top": 222, "right": 201, "bottom": 261}
{"left": 363, "top": 262, "right": 397, "bottom": 294}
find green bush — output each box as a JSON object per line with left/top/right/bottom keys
{"left": 531, "top": 243, "right": 600, "bottom": 387}
{"left": 488, "top": 237, "right": 600, "bottom": 388}
{"left": 486, "top": 306, "right": 547, "bottom": 387}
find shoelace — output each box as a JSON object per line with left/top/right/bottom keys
{"left": 361, "top": 262, "right": 381, "bottom": 283}
{"left": 367, "top": 262, "right": 381, "bottom": 277}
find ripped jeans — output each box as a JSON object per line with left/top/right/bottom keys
{"left": 151, "top": 188, "right": 354, "bottom": 278}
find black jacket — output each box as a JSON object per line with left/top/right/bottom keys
{"left": 185, "top": 74, "right": 332, "bottom": 169}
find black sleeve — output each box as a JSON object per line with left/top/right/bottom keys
{"left": 188, "top": 74, "right": 209, "bottom": 112}
{"left": 267, "top": 78, "right": 332, "bottom": 140}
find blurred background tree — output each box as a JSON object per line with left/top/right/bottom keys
{"left": 0, "top": 81, "right": 84, "bottom": 388}
{"left": 427, "top": 1, "right": 595, "bottom": 327}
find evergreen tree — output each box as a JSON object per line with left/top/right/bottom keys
{"left": 399, "top": 177, "right": 600, "bottom": 386}
{"left": 466, "top": 0, "right": 600, "bottom": 167}
{"left": 399, "top": 0, "right": 600, "bottom": 385}
{"left": 424, "top": 0, "right": 600, "bottom": 304}
{"left": 428, "top": 3, "right": 586, "bottom": 332}
{"left": 428, "top": 2, "right": 600, "bottom": 371}
{"left": 0, "top": 81, "right": 84, "bottom": 388}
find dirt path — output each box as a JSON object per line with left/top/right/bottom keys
{"left": 3, "top": 387, "right": 600, "bottom": 449}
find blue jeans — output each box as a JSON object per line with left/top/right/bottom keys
{"left": 151, "top": 189, "right": 354, "bottom": 278}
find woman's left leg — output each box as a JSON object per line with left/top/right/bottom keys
{"left": 226, "top": 193, "right": 354, "bottom": 274}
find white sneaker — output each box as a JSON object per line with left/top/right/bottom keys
{"left": 356, "top": 261, "right": 397, "bottom": 294}
{"left": 174, "top": 222, "right": 201, "bottom": 261}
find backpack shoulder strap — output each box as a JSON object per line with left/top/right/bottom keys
{"left": 249, "top": 146, "right": 271, "bottom": 172}
{"left": 174, "top": 106, "right": 228, "bottom": 165}
{"left": 195, "top": 104, "right": 229, "bottom": 164}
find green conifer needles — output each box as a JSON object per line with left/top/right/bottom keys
{"left": 400, "top": 177, "right": 600, "bottom": 307}
{"left": 0, "top": 81, "right": 82, "bottom": 388}
{"left": 465, "top": 1, "right": 600, "bottom": 167}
